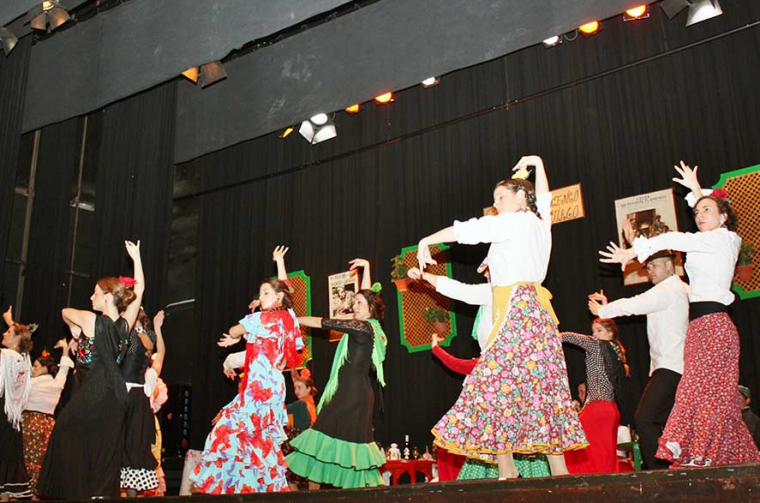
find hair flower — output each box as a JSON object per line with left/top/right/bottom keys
{"left": 711, "top": 188, "right": 729, "bottom": 200}
{"left": 370, "top": 282, "right": 383, "bottom": 294}
{"left": 119, "top": 276, "right": 137, "bottom": 288}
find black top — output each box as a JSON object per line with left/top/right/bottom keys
{"left": 121, "top": 329, "right": 156, "bottom": 384}
{"left": 562, "top": 333, "right": 615, "bottom": 403}
{"left": 312, "top": 319, "right": 376, "bottom": 444}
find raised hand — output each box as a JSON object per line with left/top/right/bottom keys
{"left": 217, "top": 333, "right": 241, "bottom": 348}
{"left": 125, "top": 240, "right": 141, "bottom": 261}
{"left": 512, "top": 155, "right": 541, "bottom": 178}
{"left": 430, "top": 333, "right": 445, "bottom": 348}
{"left": 2, "top": 305, "right": 13, "bottom": 327}
{"left": 153, "top": 310, "right": 165, "bottom": 330}
{"left": 587, "top": 290, "right": 608, "bottom": 305}
{"left": 622, "top": 218, "right": 636, "bottom": 245}
{"left": 272, "top": 245, "right": 289, "bottom": 262}
{"left": 672, "top": 160, "right": 701, "bottom": 193}
{"left": 54, "top": 339, "right": 68, "bottom": 351}
{"left": 348, "top": 258, "right": 370, "bottom": 270}
{"left": 407, "top": 267, "right": 422, "bottom": 280}
{"left": 599, "top": 241, "right": 636, "bottom": 271}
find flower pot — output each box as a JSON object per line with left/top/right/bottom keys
{"left": 394, "top": 278, "right": 411, "bottom": 292}
{"left": 735, "top": 264, "right": 754, "bottom": 282}
{"left": 432, "top": 320, "right": 447, "bottom": 335}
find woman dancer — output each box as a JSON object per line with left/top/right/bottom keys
{"left": 286, "top": 259, "right": 388, "bottom": 489}
{"left": 0, "top": 320, "right": 33, "bottom": 501}
{"left": 562, "top": 319, "right": 629, "bottom": 474}
{"left": 37, "top": 241, "right": 144, "bottom": 499}
{"left": 283, "top": 368, "right": 319, "bottom": 491}
{"left": 120, "top": 308, "right": 160, "bottom": 496}
{"left": 191, "top": 246, "right": 303, "bottom": 494}
{"left": 21, "top": 337, "right": 73, "bottom": 495}
{"left": 416, "top": 156, "right": 586, "bottom": 478}
{"left": 600, "top": 161, "right": 760, "bottom": 467}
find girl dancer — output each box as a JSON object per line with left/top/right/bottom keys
{"left": 600, "top": 161, "right": 760, "bottom": 467}
{"left": 37, "top": 241, "right": 144, "bottom": 499}
{"left": 191, "top": 246, "right": 303, "bottom": 493}
{"left": 286, "top": 258, "right": 388, "bottom": 489}
{"left": 416, "top": 156, "right": 586, "bottom": 478}
{"left": 562, "top": 319, "right": 629, "bottom": 473}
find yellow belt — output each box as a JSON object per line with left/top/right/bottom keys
{"left": 485, "top": 282, "right": 560, "bottom": 349}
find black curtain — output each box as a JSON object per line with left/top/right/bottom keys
{"left": 20, "top": 118, "right": 81, "bottom": 353}
{"left": 0, "top": 37, "right": 32, "bottom": 305}
{"left": 91, "top": 82, "right": 177, "bottom": 315}
{"left": 185, "top": 6, "right": 760, "bottom": 451}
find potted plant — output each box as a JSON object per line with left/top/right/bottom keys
{"left": 735, "top": 241, "right": 756, "bottom": 282}
{"left": 424, "top": 307, "right": 449, "bottom": 335}
{"left": 391, "top": 254, "right": 410, "bottom": 291}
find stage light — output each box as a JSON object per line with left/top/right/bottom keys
{"left": 660, "top": 0, "right": 722, "bottom": 25}
{"left": 374, "top": 92, "right": 393, "bottom": 104}
{"left": 299, "top": 115, "right": 337, "bottom": 144}
{"left": 279, "top": 127, "right": 294, "bottom": 139}
{"left": 345, "top": 104, "right": 361, "bottom": 114}
{"left": 624, "top": 5, "right": 649, "bottom": 20}
{"left": 579, "top": 21, "right": 602, "bottom": 36}
{"left": 28, "top": 0, "right": 70, "bottom": 32}
{"left": 421, "top": 77, "right": 440, "bottom": 88}
{"left": 0, "top": 27, "right": 18, "bottom": 56}
{"left": 686, "top": 0, "right": 722, "bottom": 26}
{"left": 542, "top": 35, "right": 562, "bottom": 48}
{"left": 181, "top": 61, "right": 227, "bottom": 88}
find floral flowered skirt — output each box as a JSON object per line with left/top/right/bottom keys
{"left": 21, "top": 411, "right": 55, "bottom": 495}
{"left": 432, "top": 284, "right": 587, "bottom": 460}
{"left": 656, "top": 313, "right": 760, "bottom": 466}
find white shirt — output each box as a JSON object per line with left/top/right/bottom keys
{"left": 453, "top": 193, "right": 553, "bottom": 286}
{"left": 223, "top": 351, "right": 245, "bottom": 371}
{"left": 598, "top": 275, "right": 689, "bottom": 375}
{"left": 632, "top": 228, "right": 740, "bottom": 305}
{"left": 435, "top": 276, "right": 492, "bottom": 351}
{"left": 24, "top": 355, "right": 73, "bottom": 415}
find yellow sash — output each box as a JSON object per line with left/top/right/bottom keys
{"left": 485, "top": 283, "right": 560, "bottom": 350}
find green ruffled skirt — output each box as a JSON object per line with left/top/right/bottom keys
{"left": 457, "top": 454, "right": 551, "bottom": 480}
{"left": 285, "top": 428, "right": 385, "bottom": 488}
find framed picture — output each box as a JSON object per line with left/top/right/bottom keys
{"left": 328, "top": 270, "right": 359, "bottom": 341}
{"left": 614, "top": 188, "right": 684, "bottom": 285}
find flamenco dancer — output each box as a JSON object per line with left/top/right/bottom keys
{"left": 0, "top": 317, "right": 33, "bottom": 501}
{"left": 286, "top": 258, "right": 388, "bottom": 489}
{"left": 38, "top": 241, "right": 144, "bottom": 499}
{"left": 190, "top": 246, "right": 303, "bottom": 494}
{"left": 600, "top": 161, "right": 760, "bottom": 467}
{"left": 562, "top": 319, "right": 629, "bottom": 474}
{"left": 416, "top": 156, "right": 586, "bottom": 479}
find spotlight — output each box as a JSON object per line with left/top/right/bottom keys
{"left": 542, "top": 35, "right": 562, "bottom": 48}
{"left": 279, "top": 127, "right": 294, "bottom": 139}
{"left": 181, "top": 61, "right": 227, "bottom": 88}
{"left": 0, "top": 27, "right": 18, "bottom": 56}
{"left": 659, "top": 0, "right": 722, "bottom": 25}
{"left": 299, "top": 115, "right": 337, "bottom": 144}
{"left": 624, "top": 5, "right": 650, "bottom": 20}
{"left": 686, "top": 0, "right": 722, "bottom": 26}
{"left": 579, "top": 21, "right": 603, "bottom": 36}
{"left": 421, "top": 77, "right": 440, "bottom": 88}
{"left": 345, "top": 104, "right": 361, "bottom": 114}
{"left": 27, "top": 0, "right": 70, "bottom": 32}
{"left": 374, "top": 92, "right": 393, "bottom": 104}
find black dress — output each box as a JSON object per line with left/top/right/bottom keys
{"left": 120, "top": 329, "right": 158, "bottom": 491}
{"left": 285, "top": 319, "right": 385, "bottom": 488}
{"left": 37, "top": 315, "right": 129, "bottom": 499}
{"left": 0, "top": 395, "right": 31, "bottom": 499}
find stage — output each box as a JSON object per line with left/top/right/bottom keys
{"left": 121, "top": 464, "right": 760, "bottom": 503}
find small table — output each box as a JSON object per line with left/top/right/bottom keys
{"left": 381, "top": 459, "right": 435, "bottom": 485}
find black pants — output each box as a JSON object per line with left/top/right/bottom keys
{"left": 635, "top": 368, "right": 681, "bottom": 470}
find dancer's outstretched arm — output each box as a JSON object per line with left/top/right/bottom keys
{"left": 273, "top": 245, "right": 289, "bottom": 280}
{"left": 122, "top": 240, "right": 145, "bottom": 330}
{"left": 349, "top": 258, "right": 372, "bottom": 290}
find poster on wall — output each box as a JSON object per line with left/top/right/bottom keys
{"left": 328, "top": 269, "right": 359, "bottom": 341}
{"left": 614, "top": 188, "right": 684, "bottom": 286}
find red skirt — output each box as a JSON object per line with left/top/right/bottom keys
{"left": 565, "top": 400, "right": 620, "bottom": 474}
{"left": 436, "top": 448, "right": 466, "bottom": 481}
{"left": 656, "top": 313, "right": 760, "bottom": 466}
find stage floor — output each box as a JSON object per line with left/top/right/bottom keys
{"left": 115, "top": 463, "right": 760, "bottom": 503}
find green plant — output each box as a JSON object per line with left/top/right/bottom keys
{"left": 738, "top": 241, "right": 756, "bottom": 266}
{"left": 390, "top": 255, "right": 409, "bottom": 281}
{"left": 423, "top": 307, "right": 449, "bottom": 324}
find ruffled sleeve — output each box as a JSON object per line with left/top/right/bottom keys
{"left": 239, "top": 312, "right": 264, "bottom": 343}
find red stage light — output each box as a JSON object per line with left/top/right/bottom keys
{"left": 374, "top": 92, "right": 393, "bottom": 104}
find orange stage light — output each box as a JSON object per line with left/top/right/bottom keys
{"left": 625, "top": 5, "right": 649, "bottom": 19}
{"left": 374, "top": 92, "right": 393, "bottom": 104}
{"left": 345, "top": 104, "right": 361, "bottom": 114}
{"left": 579, "top": 21, "right": 600, "bottom": 34}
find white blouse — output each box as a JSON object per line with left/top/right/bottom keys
{"left": 436, "top": 276, "right": 492, "bottom": 351}
{"left": 453, "top": 193, "right": 553, "bottom": 286}
{"left": 24, "top": 356, "right": 73, "bottom": 415}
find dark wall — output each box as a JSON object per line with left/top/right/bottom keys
{"left": 182, "top": 4, "right": 760, "bottom": 450}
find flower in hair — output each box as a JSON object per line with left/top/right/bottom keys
{"left": 512, "top": 167, "right": 531, "bottom": 180}
{"left": 28, "top": 323, "right": 39, "bottom": 334}
{"left": 711, "top": 188, "right": 729, "bottom": 200}
{"left": 300, "top": 368, "right": 312, "bottom": 379}
{"left": 41, "top": 348, "right": 50, "bottom": 357}
{"left": 119, "top": 276, "right": 137, "bottom": 288}
{"left": 370, "top": 282, "right": 383, "bottom": 294}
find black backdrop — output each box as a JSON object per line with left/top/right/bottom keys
{"left": 184, "top": 5, "right": 760, "bottom": 450}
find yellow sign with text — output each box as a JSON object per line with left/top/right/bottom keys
{"left": 550, "top": 183, "right": 585, "bottom": 224}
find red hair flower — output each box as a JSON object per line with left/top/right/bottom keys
{"left": 119, "top": 276, "right": 137, "bottom": 288}
{"left": 711, "top": 188, "right": 729, "bottom": 200}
